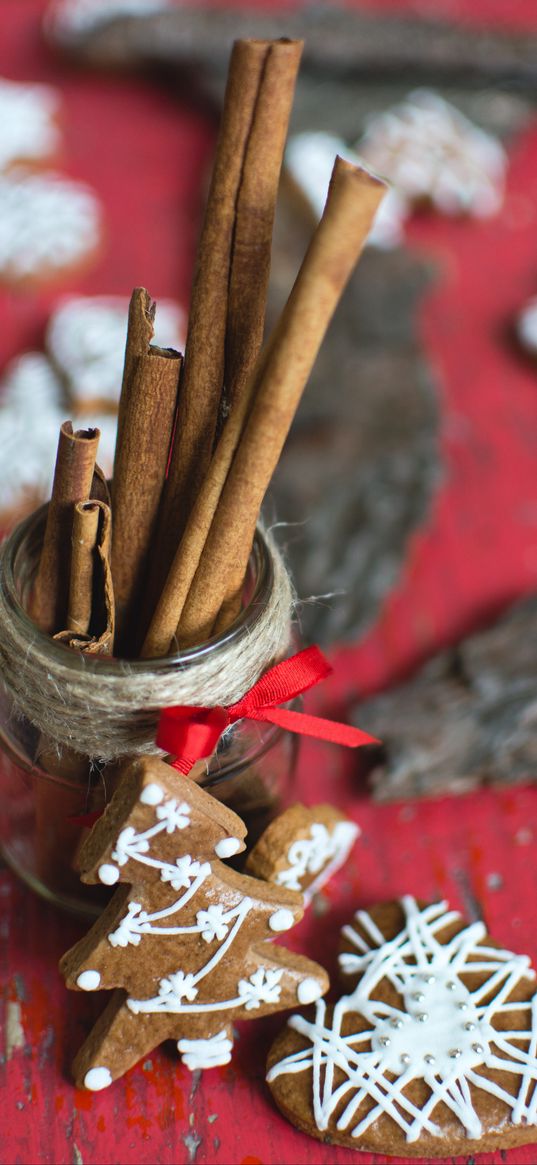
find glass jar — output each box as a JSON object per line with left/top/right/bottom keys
{"left": 0, "top": 507, "right": 299, "bottom": 916}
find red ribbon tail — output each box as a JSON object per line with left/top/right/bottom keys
{"left": 254, "top": 706, "right": 380, "bottom": 748}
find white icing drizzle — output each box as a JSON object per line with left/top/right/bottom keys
{"left": 358, "top": 90, "right": 506, "bottom": 218}
{"left": 285, "top": 131, "right": 407, "bottom": 249}
{"left": 0, "top": 168, "right": 102, "bottom": 281}
{"left": 276, "top": 819, "right": 359, "bottom": 902}
{"left": 268, "top": 896, "right": 537, "bottom": 1143}
{"left": 177, "top": 1029, "right": 234, "bottom": 1072}
{"left": 214, "top": 836, "right": 242, "bottom": 859}
{"left": 269, "top": 908, "right": 295, "bottom": 933}
{"left": 46, "top": 295, "right": 185, "bottom": 404}
{"left": 98, "top": 863, "right": 119, "bottom": 885}
{"left": 76, "top": 969, "right": 101, "bottom": 990}
{"left": 84, "top": 1066, "right": 112, "bottom": 1091}
{"left": 0, "top": 78, "right": 61, "bottom": 172}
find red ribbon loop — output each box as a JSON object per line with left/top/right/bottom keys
{"left": 156, "top": 645, "right": 378, "bottom": 775}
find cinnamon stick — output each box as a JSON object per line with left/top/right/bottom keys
{"left": 111, "top": 289, "right": 182, "bottom": 655}
{"left": 147, "top": 38, "right": 302, "bottom": 611}
{"left": 28, "top": 421, "right": 100, "bottom": 634}
{"left": 176, "top": 159, "right": 386, "bottom": 648}
{"left": 59, "top": 499, "right": 115, "bottom": 654}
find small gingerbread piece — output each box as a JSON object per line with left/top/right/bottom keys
{"left": 267, "top": 896, "right": 537, "bottom": 1156}
{"left": 246, "top": 803, "right": 359, "bottom": 904}
{"left": 60, "top": 756, "right": 329, "bottom": 1090}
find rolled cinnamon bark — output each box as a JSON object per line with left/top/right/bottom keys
{"left": 61, "top": 499, "right": 115, "bottom": 654}
{"left": 177, "top": 159, "right": 386, "bottom": 648}
{"left": 111, "top": 290, "right": 182, "bottom": 655}
{"left": 28, "top": 421, "right": 100, "bottom": 634}
{"left": 147, "top": 39, "right": 302, "bottom": 615}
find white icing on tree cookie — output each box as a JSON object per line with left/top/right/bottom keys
{"left": 46, "top": 295, "right": 186, "bottom": 405}
{"left": 268, "top": 896, "right": 537, "bottom": 1143}
{"left": 358, "top": 90, "right": 506, "bottom": 218}
{"left": 0, "top": 78, "right": 61, "bottom": 172}
{"left": 285, "top": 132, "right": 407, "bottom": 249}
{"left": 0, "top": 168, "right": 102, "bottom": 283}
{"left": 63, "top": 763, "right": 329, "bottom": 1087}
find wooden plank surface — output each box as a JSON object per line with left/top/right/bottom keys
{"left": 1, "top": 2, "right": 537, "bottom": 1163}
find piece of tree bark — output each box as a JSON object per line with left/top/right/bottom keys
{"left": 352, "top": 595, "right": 537, "bottom": 801}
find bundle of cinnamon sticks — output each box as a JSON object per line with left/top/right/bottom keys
{"left": 28, "top": 37, "right": 386, "bottom": 670}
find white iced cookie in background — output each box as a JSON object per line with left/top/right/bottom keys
{"left": 0, "top": 168, "right": 103, "bottom": 286}
{"left": 0, "top": 78, "right": 62, "bottom": 173}
{"left": 44, "top": 0, "right": 172, "bottom": 46}
{"left": 517, "top": 296, "right": 537, "bottom": 358}
{"left": 285, "top": 132, "right": 408, "bottom": 250}
{"left": 46, "top": 296, "right": 186, "bottom": 411}
{"left": 0, "top": 351, "right": 116, "bottom": 530}
{"left": 358, "top": 89, "right": 507, "bottom": 218}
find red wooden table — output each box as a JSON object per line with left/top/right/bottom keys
{"left": 1, "top": 3, "right": 537, "bottom": 1164}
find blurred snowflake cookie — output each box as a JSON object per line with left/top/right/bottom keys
{"left": 46, "top": 295, "right": 186, "bottom": 411}
{"left": 0, "top": 352, "right": 116, "bottom": 530}
{"left": 0, "top": 168, "right": 103, "bottom": 286}
{"left": 358, "top": 90, "right": 506, "bottom": 219}
{"left": 0, "top": 77, "right": 62, "bottom": 173}
{"left": 285, "top": 132, "right": 407, "bottom": 249}
{"left": 44, "top": 0, "right": 171, "bottom": 46}
{"left": 268, "top": 895, "right": 537, "bottom": 1156}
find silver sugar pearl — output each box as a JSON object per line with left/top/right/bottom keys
{"left": 472, "top": 1043, "right": 484, "bottom": 1055}
{"left": 458, "top": 1002, "right": 468, "bottom": 1011}
{"left": 446, "top": 981, "right": 457, "bottom": 991}
{"left": 400, "top": 1053, "right": 411, "bottom": 1065}
{"left": 379, "top": 1036, "right": 391, "bottom": 1047}
{"left": 449, "top": 1048, "right": 462, "bottom": 1059}
{"left": 391, "top": 1017, "right": 404, "bottom": 1029}
{"left": 417, "top": 1012, "right": 429, "bottom": 1023}
{"left": 423, "top": 975, "right": 436, "bottom": 984}
{"left": 464, "top": 1022, "right": 476, "bottom": 1032}
{"left": 412, "top": 992, "right": 425, "bottom": 1003}
{"left": 424, "top": 1054, "right": 435, "bottom": 1064}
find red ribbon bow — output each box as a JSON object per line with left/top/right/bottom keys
{"left": 156, "top": 645, "right": 378, "bottom": 774}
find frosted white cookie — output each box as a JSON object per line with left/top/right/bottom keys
{"left": 517, "top": 296, "right": 537, "bottom": 357}
{"left": 0, "top": 168, "right": 102, "bottom": 284}
{"left": 0, "top": 352, "right": 116, "bottom": 524}
{"left": 358, "top": 89, "right": 506, "bottom": 218}
{"left": 45, "top": 0, "right": 171, "bottom": 45}
{"left": 46, "top": 295, "right": 186, "bottom": 407}
{"left": 0, "top": 77, "right": 62, "bottom": 173}
{"left": 285, "top": 132, "right": 407, "bottom": 249}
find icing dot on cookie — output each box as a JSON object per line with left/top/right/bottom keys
{"left": 140, "top": 783, "right": 164, "bottom": 806}
{"left": 269, "top": 908, "right": 295, "bottom": 932}
{"left": 76, "top": 969, "right": 101, "bottom": 990}
{"left": 297, "top": 978, "right": 323, "bottom": 1005}
{"left": 215, "top": 836, "right": 242, "bottom": 859}
{"left": 98, "top": 863, "right": 119, "bottom": 885}
{"left": 84, "top": 1066, "right": 112, "bottom": 1091}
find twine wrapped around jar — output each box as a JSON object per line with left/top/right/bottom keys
{"left": 0, "top": 509, "right": 294, "bottom": 763}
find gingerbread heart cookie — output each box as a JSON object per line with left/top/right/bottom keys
{"left": 246, "top": 803, "right": 359, "bottom": 904}
{"left": 267, "top": 895, "right": 537, "bottom": 1156}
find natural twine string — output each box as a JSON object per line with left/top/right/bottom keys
{"left": 0, "top": 524, "right": 293, "bottom": 763}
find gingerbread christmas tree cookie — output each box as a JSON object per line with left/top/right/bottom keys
{"left": 267, "top": 896, "right": 537, "bottom": 1156}
{"left": 60, "top": 755, "right": 329, "bottom": 1090}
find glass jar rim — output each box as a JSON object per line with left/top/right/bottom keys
{"left": 0, "top": 503, "right": 275, "bottom": 675}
